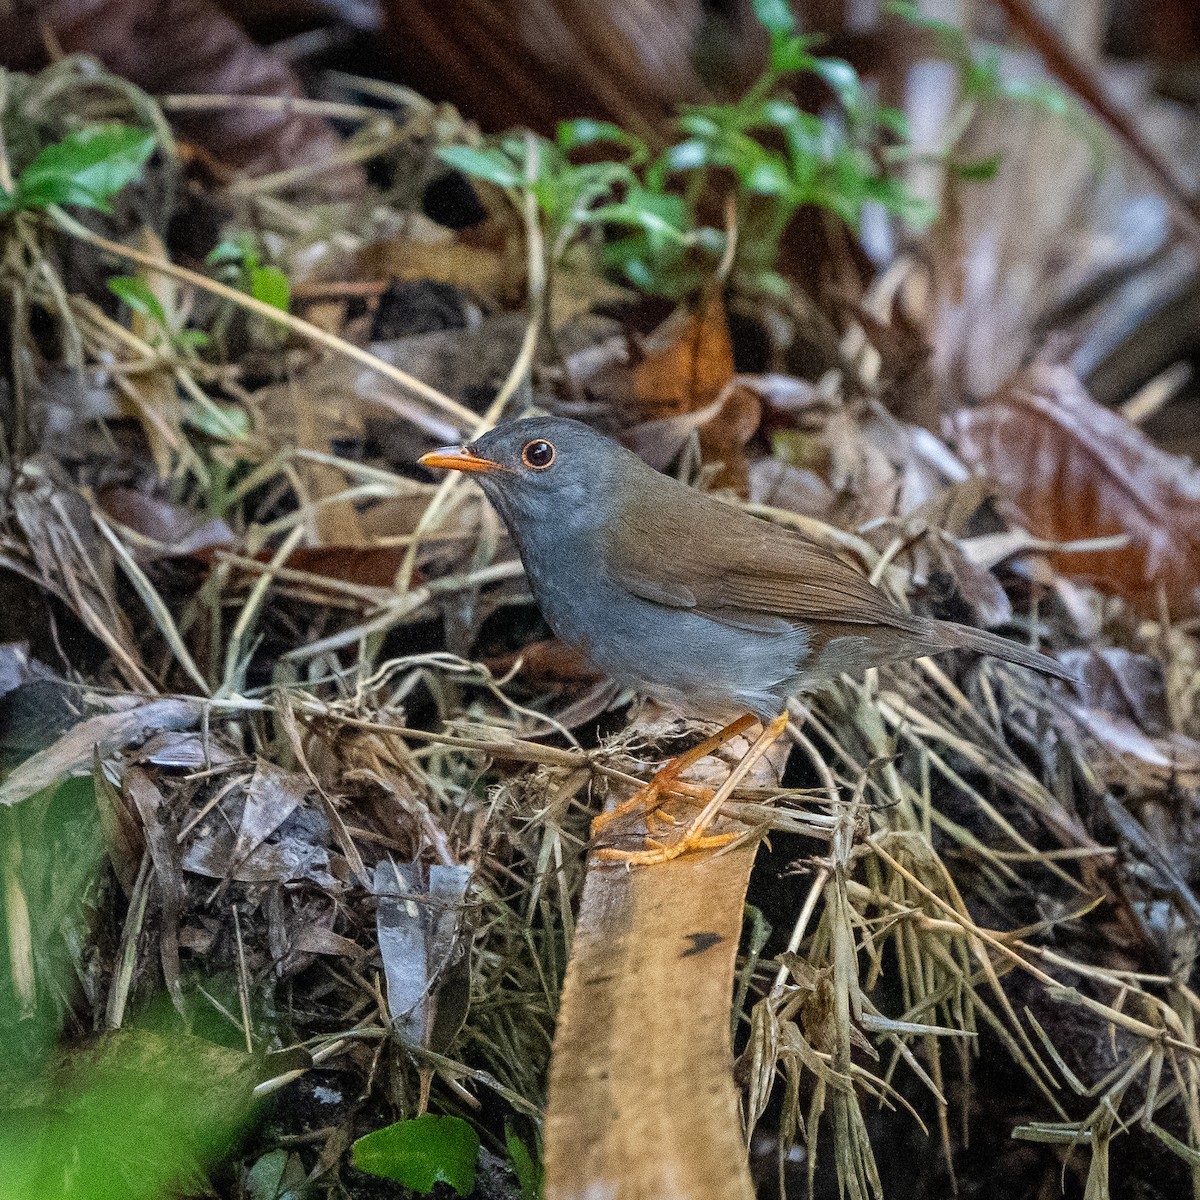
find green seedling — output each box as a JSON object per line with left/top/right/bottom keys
{"left": 0, "top": 122, "right": 155, "bottom": 215}
{"left": 437, "top": 0, "right": 927, "bottom": 299}
{"left": 107, "top": 275, "right": 210, "bottom": 357}
{"left": 352, "top": 1113, "right": 480, "bottom": 1195}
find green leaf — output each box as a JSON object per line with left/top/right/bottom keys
{"left": 1003, "top": 77, "right": 1072, "bottom": 117}
{"left": 770, "top": 35, "right": 821, "bottom": 74}
{"left": 677, "top": 112, "right": 722, "bottom": 141}
{"left": 590, "top": 203, "right": 688, "bottom": 242}
{"left": 664, "top": 139, "right": 708, "bottom": 172}
{"left": 352, "top": 1115, "right": 480, "bottom": 1196}
{"left": 107, "top": 276, "right": 168, "bottom": 327}
{"left": 436, "top": 144, "right": 523, "bottom": 188}
{"left": 751, "top": 0, "right": 796, "bottom": 36}
{"left": 953, "top": 153, "right": 1003, "bottom": 181}
{"left": 557, "top": 119, "right": 631, "bottom": 152}
{"left": 249, "top": 265, "right": 290, "bottom": 313}
{"left": 743, "top": 158, "right": 792, "bottom": 196}
{"left": 175, "top": 328, "right": 211, "bottom": 351}
{"left": 245, "top": 1150, "right": 289, "bottom": 1200}
{"left": 812, "top": 58, "right": 862, "bottom": 109}
{"left": 964, "top": 49, "right": 1004, "bottom": 99}
{"left": 876, "top": 105, "right": 912, "bottom": 139}
{"left": 505, "top": 1125, "right": 543, "bottom": 1200}
{"left": 206, "top": 240, "right": 248, "bottom": 267}
{"left": 186, "top": 401, "right": 249, "bottom": 441}
{"left": 14, "top": 123, "right": 155, "bottom": 213}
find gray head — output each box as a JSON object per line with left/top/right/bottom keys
{"left": 419, "top": 416, "right": 639, "bottom": 533}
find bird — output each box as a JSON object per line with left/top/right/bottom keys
{"left": 420, "top": 416, "right": 1072, "bottom": 864}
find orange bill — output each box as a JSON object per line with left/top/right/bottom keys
{"left": 418, "top": 446, "right": 508, "bottom": 475}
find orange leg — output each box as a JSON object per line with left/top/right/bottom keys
{"left": 594, "top": 712, "right": 790, "bottom": 866}
{"left": 589, "top": 713, "right": 757, "bottom": 840}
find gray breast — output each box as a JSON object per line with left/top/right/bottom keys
{"left": 520, "top": 528, "right": 808, "bottom": 722}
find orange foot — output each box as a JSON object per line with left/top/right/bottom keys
{"left": 589, "top": 713, "right": 756, "bottom": 840}
{"left": 593, "top": 712, "right": 789, "bottom": 867}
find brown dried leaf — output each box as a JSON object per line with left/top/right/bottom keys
{"left": 125, "top": 766, "right": 186, "bottom": 1012}
{"left": 97, "top": 487, "right": 235, "bottom": 561}
{"left": 359, "top": 231, "right": 515, "bottom": 302}
{"left": 281, "top": 547, "right": 414, "bottom": 590}
{"left": 93, "top": 749, "right": 143, "bottom": 896}
{"left": 546, "top": 839, "right": 758, "bottom": 1200}
{"left": 485, "top": 637, "right": 603, "bottom": 686}
{"left": 949, "top": 361, "right": 1200, "bottom": 619}
{"left": 631, "top": 299, "right": 760, "bottom": 491}
{"left": 633, "top": 299, "right": 735, "bottom": 421}
{"left": 545, "top": 713, "right": 784, "bottom": 1200}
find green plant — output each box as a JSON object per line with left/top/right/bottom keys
{"left": 204, "top": 233, "right": 291, "bottom": 353}
{"left": 437, "top": 0, "right": 927, "bottom": 299}
{"left": 437, "top": 1, "right": 1101, "bottom": 302}
{"left": 884, "top": 0, "right": 1101, "bottom": 176}
{"left": 352, "top": 1113, "right": 480, "bottom": 1195}
{"left": 0, "top": 777, "right": 256, "bottom": 1200}
{"left": 438, "top": 123, "right": 722, "bottom": 299}
{"left": 207, "top": 235, "right": 291, "bottom": 314}
{"left": 0, "top": 122, "right": 155, "bottom": 215}
{"left": 505, "top": 1122, "right": 544, "bottom": 1200}
{"left": 107, "top": 274, "right": 210, "bottom": 356}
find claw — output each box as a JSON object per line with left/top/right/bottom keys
{"left": 590, "top": 711, "right": 789, "bottom": 867}
{"left": 596, "top": 830, "right": 739, "bottom": 866}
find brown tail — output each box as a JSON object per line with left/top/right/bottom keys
{"left": 928, "top": 621, "right": 1076, "bottom": 683}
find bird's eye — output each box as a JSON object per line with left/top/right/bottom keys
{"left": 521, "top": 439, "right": 556, "bottom": 469}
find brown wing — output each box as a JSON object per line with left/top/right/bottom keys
{"left": 602, "top": 472, "right": 923, "bottom": 636}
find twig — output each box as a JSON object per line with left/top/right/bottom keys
{"left": 46, "top": 206, "right": 479, "bottom": 435}
{"left": 160, "top": 93, "right": 395, "bottom": 123}
{"left": 994, "top": 0, "right": 1200, "bottom": 248}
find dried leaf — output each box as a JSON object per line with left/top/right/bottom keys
{"left": 281, "top": 547, "right": 410, "bottom": 590}
{"left": 97, "top": 487, "right": 235, "bottom": 561}
{"left": 359, "top": 231, "right": 514, "bottom": 301}
{"left": 0, "top": 642, "right": 55, "bottom": 701}
{"left": 484, "top": 637, "right": 602, "bottom": 686}
{"left": 747, "top": 457, "right": 837, "bottom": 519}
{"left": 631, "top": 299, "right": 760, "bottom": 491}
{"left": 545, "top": 712, "right": 785, "bottom": 1200}
{"left": 633, "top": 299, "right": 736, "bottom": 421}
{"left": 374, "top": 861, "right": 474, "bottom": 1054}
{"left": 232, "top": 762, "right": 310, "bottom": 867}
{"left": 949, "top": 361, "right": 1200, "bottom": 618}
{"left": 93, "top": 748, "right": 143, "bottom": 896}
{"left": 124, "top": 767, "right": 186, "bottom": 1012}
{"left": 0, "top": 0, "right": 361, "bottom": 188}
{"left": 0, "top": 699, "right": 202, "bottom": 807}
{"left": 1071, "top": 706, "right": 1200, "bottom": 787}
{"left": 137, "top": 731, "right": 238, "bottom": 771}
{"left": 1059, "top": 648, "right": 1171, "bottom": 733}
{"left": 182, "top": 805, "right": 342, "bottom": 888}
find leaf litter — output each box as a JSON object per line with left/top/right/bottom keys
{"left": 0, "top": 36, "right": 1198, "bottom": 1200}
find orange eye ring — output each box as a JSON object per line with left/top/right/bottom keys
{"left": 521, "top": 439, "right": 556, "bottom": 469}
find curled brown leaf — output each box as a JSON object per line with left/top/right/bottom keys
{"left": 949, "top": 361, "right": 1200, "bottom": 619}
